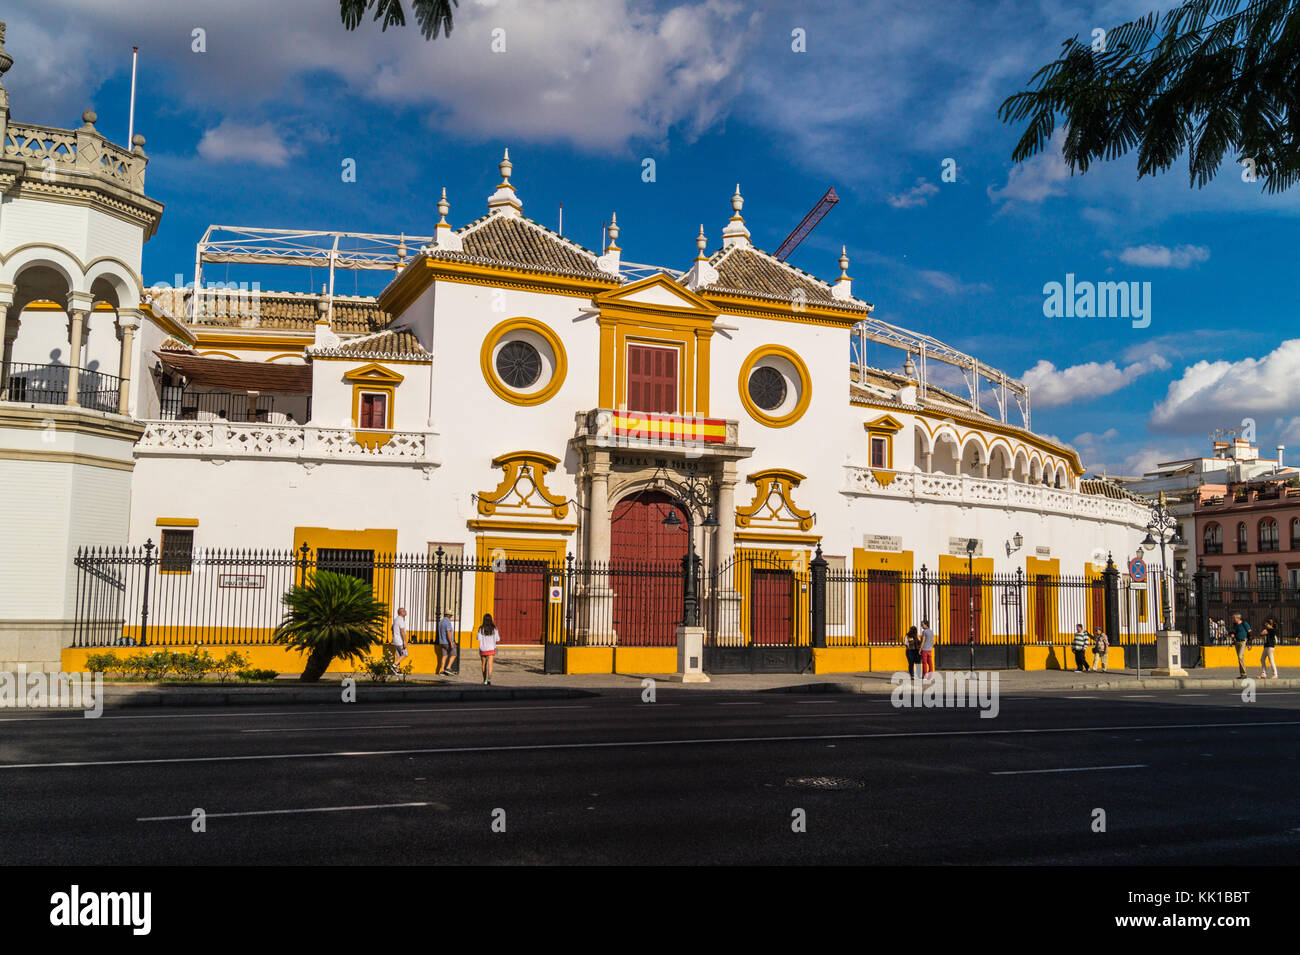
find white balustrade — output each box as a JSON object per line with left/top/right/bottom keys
{"left": 843, "top": 466, "right": 1150, "bottom": 526}
{"left": 136, "top": 420, "right": 437, "bottom": 465}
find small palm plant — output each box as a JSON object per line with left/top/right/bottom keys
{"left": 273, "top": 571, "right": 387, "bottom": 682}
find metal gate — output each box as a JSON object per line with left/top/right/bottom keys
{"left": 703, "top": 553, "right": 812, "bottom": 674}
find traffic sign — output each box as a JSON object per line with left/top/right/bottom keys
{"left": 1128, "top": 556, "right": 1147, "bottom": 582}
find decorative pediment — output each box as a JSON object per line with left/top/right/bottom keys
{"left": 342, "top": 362, "right": 405, "bottom": 385}
{"left": 593, "top": 274, "right": 719, "bottom": 320}
{"left": 864, "top": 414, "right": 904, "bottom": 434}
{"left": 736, "top": 468, "right": 815, "bottom": 533}
{"left": 475, "top": 451, "right": 570, "bottom": 522}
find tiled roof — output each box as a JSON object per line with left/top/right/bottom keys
{"left": 1080, "top": 479, "right": 1147, "bottom": 503}
{"left": 309, "top": 329, "right": 431, "bottom": 361}
{"left": 433, "top": 213, "right": 617, "bottom": 280}
{"left": 705, "top": 245, "right": 869, "bottom": 312}
{"left": 155, "top": 351, "right": 313, "bottom": 393}
{"left": 148, "top": 288, "right": 391, "bottom": 335}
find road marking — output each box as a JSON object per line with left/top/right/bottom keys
{"left": 4, "top": 719, "right": 1298, "bottom": 770}
{"left": 1065, "top": 696, "right": 1096, "bottom": 700}
{"left": 241, "top": 724, "right": 410, "bottom": 733}
{"left": 991, "top": 764, "right": 1148, "bottom": 776}
{"left": 717, "top": 702, "right": 761, "bottom": 706}
{"left": 1122, "top": 695, "right": 1155, "bottom": 698}
{"left": 795, "top": 700, "right": 840, "bottom": 704}
{"left": 137, "top": 801, "right": 430, "bottom": 822}
{"left": 0, "top": 703, "right": 592, "bottom": 724}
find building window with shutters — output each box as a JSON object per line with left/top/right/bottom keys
{"left": 358, "top": 391, "right": 389, "bottom": 430}
{"left": 625, "top": 343, "right": 679, "bottom": 414}
{"left": 159, "top": 528, "right": 195, "bottom": 574}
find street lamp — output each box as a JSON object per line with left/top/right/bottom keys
{"left": 965, "top": 538, "right": 977, "bottom": 675}
{"left": 660, "top": 471, "right": 718, "bottom": 627}
{"left": 1005, "top": 531, "right": 1023, "bottom": 557}
{"left": 1142, "top": 492, "right": 1184, "bottom": 631}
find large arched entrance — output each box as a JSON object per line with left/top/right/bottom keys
{"left": 610, "top": 490, "right": 689, "bottom": 645}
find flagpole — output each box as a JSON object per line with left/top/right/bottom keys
{"left": 127, "top": 45, "right": 139, "bottom": 144}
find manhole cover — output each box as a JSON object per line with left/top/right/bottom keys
{"left": 784, "top": 776, "right": 864, "bottom": 790}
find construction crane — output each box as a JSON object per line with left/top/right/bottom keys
{"left": 773, "top": 187, "right": 839, "bottom": 261}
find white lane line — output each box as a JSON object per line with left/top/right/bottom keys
{"left": 137, "top": 802, "right": 429, "bottom": 822}
{"left": 1065, "top": 696, "right": 1096, "bottom": 700}
{"left": 241, "top": 724, "right": 410, "bottom": 734}
{"left": 0, "top": 703, "right": 592, "bottom": 724}
{"left": 5, "top": 719, "right": 1298, "bottom": 770}
{"left": 795, "top": 700, "right": 840, "bottom": 704}
{"left": 991, "top": 764, "right": 1148, "bottom": 776}
{"left": 717, "top": 702, "right": 761, "bottom": 706}
{"left": 1122, "top": 695, "right": 1155, "bottom": 698}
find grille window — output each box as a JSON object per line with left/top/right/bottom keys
{"left": 496, "top": 340, "right": 542, "bottom": 389}
{"left": 747, "top": 365, "right": 786, "bottom": 411}
{"left": 159, "top": 529, "right": 194, "bottom": 573}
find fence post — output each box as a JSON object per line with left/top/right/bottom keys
{"left": 810, "top": 544, "right": 827, "bottom": 649}
{"left": 1193, "top": 560, "right": 1211, "bottom": 646}
{"left": 1015, "top": 567, "right": 1025, "bottom": 645}
{"left": 139, "top": 538, "right": 156, "bottom": 647}
{"left": 297, "top": 541, "right": 311, "bottom": 587}
{"left": 1103, "top": 553, "right": 1120, "bottom": 649}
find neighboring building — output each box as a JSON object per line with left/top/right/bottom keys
{"left": 1113, "top": 439, "right": 1293, "bottom": 578}
{"left": 0, "top": 24, "right": 1154, "bottom": 674}
{"left": 1195, "top": 476, "right": 1300, "bottom": 601}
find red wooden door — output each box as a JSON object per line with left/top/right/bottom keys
{"left": 949, "top": 574, "right": 982, "bottom": 645}
{"left": 1090, "top": 580, "right": 1104, "bottom": 632}
{"left": 751, "top": 569, "right": 794, "bottom": 645}
{"left": 626, "top": 344, "right": 678, "bottom": 413}
{"left": 867, "top": 570, "right": 899, "bottom": 644}
{"left": 611, "top": 491, "right": 687, "bottom": 644}
{"left": 493, "top": 560, "right": 547, "bottom": 644}
{"left": 1033, "top": 574, "right": 1050, "bottom": 642}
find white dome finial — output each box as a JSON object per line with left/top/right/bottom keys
{"left": 695, "top": 224, "right": 708, "bottom": 260}
{"left": 722, "top": 183, "right": 751, "bottom": 249}
{"left": 487, "top": 147, "right": 523, "bottom": 216}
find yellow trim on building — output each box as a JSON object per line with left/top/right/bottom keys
{"left": 472, "top": 535, "right": 569, "bottom": 643}
{"left": 156, "top": 517, "right": 199, "bottom": 527}
{"left": 737, "top": 344, "right": 812, "bottom": 428}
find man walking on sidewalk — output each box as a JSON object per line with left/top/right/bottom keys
{"left": 1231, "top": 613, "right": 1252, "bottom": 678}
{"left": 390, "top": 607, "right": 409, "bottom": 675}
{"left": 1072, "top": 624, "right": 1091, "bottom": 672}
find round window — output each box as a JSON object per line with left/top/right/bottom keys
{"left": 747, "top": 365, "right": 787, "bottom": 411}
{"left": 495, "top": 340, "right": 542, "bottom": 389}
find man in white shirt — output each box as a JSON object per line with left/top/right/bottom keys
{"left": 391, "top": 607, "right": 409, "bottom": 674}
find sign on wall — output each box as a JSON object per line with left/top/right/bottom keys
{"left": 862, "top": 534, "right": 903, "bottom": 552}
{"left": 948, "top": 537, "right": 982, "bottom": 557}
{"left": 218, "top": 574, "right": 265, "bottom": 589}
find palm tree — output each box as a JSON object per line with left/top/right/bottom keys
{"left": 339, "top": 0, "right": 458, "bottom": 40}
{"left": 273, "top": 570, "right": 388, "bottom": 682}
{"left": 999, "top": 0, "right": 1300, "bottom": 193}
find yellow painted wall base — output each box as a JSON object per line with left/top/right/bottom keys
{"left": 1202, "top": 645, "right": 1300, "bottom": 669}
{"left": 566, "top": 646, "right": 614, "bottom": 674}
{"left": 813, "top": 647, "right": 869, "bottom": 673}
{"left": 615, "top": 647, "right": 677, "bottom": 674}
{"left": 62, "top": 644, "right": 457, "bottom": 675}
{"left": 869, "top": 646, "right": 908, "bottom": 672}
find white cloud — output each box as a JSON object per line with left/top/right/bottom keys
{"left": 916, "top": 269, "right": 991, "bottom": 296}
{"left": 987, "top": 133, "right": 1070, "bottom": 209}
{"left": 196, "top": 119, "right": 292, "bottom": 167}
{"left": 1150, "top": 339, "right": 1300, "bottom": 434}
{"left": 1116, "top": 244, "right": 1210, "bottom": 269}
{"left": 887, "top": 179, "right": 940, "bottom": 209}
{"left": 1022, "top": 354, "right": 1170, "bottom": 408}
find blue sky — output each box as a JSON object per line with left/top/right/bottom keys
{"left": 6, "top": 0, "right": 1299, "bottom": 475}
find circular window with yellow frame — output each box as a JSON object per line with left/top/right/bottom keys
{"left": 738, "top": 345, "right": 811, "bottom": 427}
{"left": 480, "top": 317, "right": 568, "bottom": 406}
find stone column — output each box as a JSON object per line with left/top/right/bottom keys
{"left": 0, "top": 298, "right": 14, "bottom": 398}
{"left": 583, "top": 451, "right": 616, "bottom": 644}
{"left": 715, "top": 461, "right": 737, "bottom": 567}
{"left": 65, "top": 310, "right": 86, "bottom": 406}
{"left": 921, "top": 450, "right": 933, "bottom": 473}
{"left": 116, "top": 311, "right": 139, "bottom": 415}
{"left": 587, "top": 453, "right": 611, "bottom": 563}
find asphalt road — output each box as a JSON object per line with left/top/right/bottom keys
{"left": 3, "top": 687, "right": 1299, "bottom": 865}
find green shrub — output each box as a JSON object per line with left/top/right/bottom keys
{"left": 169, "top": 648, "right": 214, "bottom": 681}
{"left": 237, "top": 668, "right": 280, "bottom": 682}
{"left": 83, "top": 652, "right": 129, "bottom": 676}
{"left": 209, "top": 651, "right": 249, "bottom": 683}
{"left": 122, "top": 650, "right": 173, "bottom": 681}
{"left": 272, "top": 571, "right": 387, "bottom": 682}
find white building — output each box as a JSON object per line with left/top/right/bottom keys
{"left": 0, "top": 24, "right": 1153, "bottom": 674}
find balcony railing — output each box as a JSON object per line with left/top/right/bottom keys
{"left": 575, "top": 409, "right": 741, "bottom": 448}
{"left": 135, "top": 420, "right": 438, "bottom": 465}
{"left": 3, "top": 119, "right": 146, "bottom": 192}
{"left": 1, "top": 362, "right": 121, "bottom": 413}
{"left": 842, "top": 466, "right": 1152, "bottom": 526}
{"left": 1204, "top": 542, "right": 1224, "bottom": 554}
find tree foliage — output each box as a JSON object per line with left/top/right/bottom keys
{"left": 339, "top": 0, "right": 458, "bottom": 40}
{"left": 273, "top": 570, "right": 388, "bottom": 682}
{"left": 999, "top": 0, "right": 1300, "bottom": 193}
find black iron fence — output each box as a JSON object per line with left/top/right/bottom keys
{"left": 159, "top": 388, "right": 279, "bottom": 422}
{"left": 1, "top": 362, "right": 121, "bottom": 412}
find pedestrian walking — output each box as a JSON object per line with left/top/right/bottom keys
{"left": 1231, "top": 612, "right": 1251, "bottom": 678}
{"left": 436, "top": 610, "right": 457, "bottom": 676}
{"left": 1092, "top": 627, "right": 1109, "bottom": 672}
{"left": 1259, "top": 616, "right": 1279, "bottom": 679}
{"left": 918, "top": 618, "right": 935, "bottom": 678}
{"left": 1071, "top": 624, "right": 1091, "bottom": 672}
{"left": 390, "top": 607, "right": 409, "bottom": 674}
{"left": 477, "top": 612, "right": 501, "bottom": 685}
{"left": 903, "top": 625, "right": 920, "bottom": 679}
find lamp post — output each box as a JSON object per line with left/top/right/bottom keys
{"left": 660, "top": 471, "right": 718, "bottom": 628}
{"left": 965, "top": 537, "right": 977, "bottom": 675}
{"left": 1141, "top": 491, "right": 1184, "bottom": 632}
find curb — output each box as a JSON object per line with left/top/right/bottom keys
{"left": 1063, "top": 677, "right": 1300, "bottom": 691}
{"left": 90, "top": 686, "right": 597, "bottom": 708}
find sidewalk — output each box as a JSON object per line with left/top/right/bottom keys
{"left": 36, "top": 660, "right": 1299, "bottom": 709}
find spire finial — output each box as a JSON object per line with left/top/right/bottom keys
{"left": 0, "top": 22, "right": 12, "bottom": 81}
{"left": 437, "top": 187, "right": 450, "bottom": 226}
{"left": 695, "top": 224, "right": 707, "bottom": 260}
{"left": 721, "top": 184, "right": 751, "bottom": 249}
{"left": 487, "top": 148, "right": 523, "bottom": 216}
{"left": 499, "top": 148, "right": 513, "bottom": 185}
{"left": 731, "top": 183, "right": 744, "bottom": 217}
{"left": 838, "top": 245, "right": 850, "bottom": 278}
{"left": 606, "top": 212, "right": 620, "bottom": 251}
